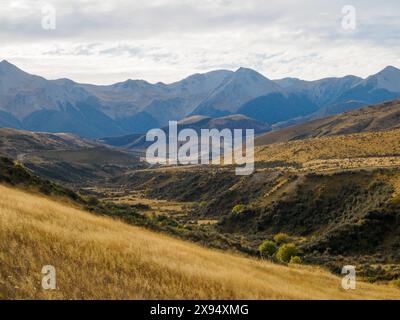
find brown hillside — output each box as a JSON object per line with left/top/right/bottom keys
{"left": 0, "top": 185, "right": 399, "bottom": 299}
{"left": 256, "top": 99, "right": 400, "bottom": 146}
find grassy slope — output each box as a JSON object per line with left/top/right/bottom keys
{"left": 255, "top": 128, "right": 400, "bottom": 170}
{"left": 0, "top": 185, "right": 399, "bottom": 300}
{"left": 255, "top": 99, "right": 400, "bottom": 146}
{"left": 0, "top": 127, "right": 144, "bottom": 186}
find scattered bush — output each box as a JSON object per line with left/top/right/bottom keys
{"left": 276, "top": 243, "right": 299, "bottom": 263}
{"left": 259, "top": 240, "right": 277, "bottom": 257}
{"left": 131, "top": 203, "right": 151, "bottom": 210}
{"left": 273, "top": 233, "right": 290, "bottom": 244}
{"left": 289, "top": 256, "right": 302, "bottom": 264}
{"left": 87, "top": 196, "right": 99, "bottom": 206}
{"left": 232, "top": 204, "right": 246, "bottom": 215}
{"left": 199, "top": 201, "right": 208, "bottom": 207}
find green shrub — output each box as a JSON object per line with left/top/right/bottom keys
{"left": 199, "top": 201, "right": 208, "bottom": 207}
{"left": 273, "top": 233, "right": 290, "bottom": 244}
{"left": 259, "top": 240, "right": 277, "bottom": 257}
{"left": 232, "top": 204, "right": 246, "bottom": 215}
{"left": 276, "top": 243, "right": 299, "bottom": 263}
{"left": 289, "top": 256, "right": 302, "bottom": 264}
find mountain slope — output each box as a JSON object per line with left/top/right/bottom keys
{"left": 192, "top": 67, "right": 282, "bottom": 116}
{"left": 0, "top": 127, "right": 99, "bottom": 157}
{"left": 0, "top": 61, "right": 126, "bottom": 138}
{"left": 81, "top": 70, "right": 234, "bottom": 120}
{"left": 0, "top": 128, "right": 143, "bottom": 184}
{"left": 178, "top": 114, "right": 271, "bottom": 133}
{"left": 269, "top": 68, "right": 400, "bottom": 127}
{"left": 255, "top": 99, "right": 400, "bottom": 146}
{"left": 288, "top": 75, "right": 363, "bottom": 107}
{"left": 237, "top": 92, "right": 318, "bottom": 124}
{"left": 0, "top": 111, "right": 21, "bottom": 129}
{"left": 0, "top": 61, "right": 233, "bottom": 137}
{"left": 1, "top": 61, "right": 400, "bottom": 138}
{"left": 335, "top": 66, "right": 400, "bottom": 105}
{"left": 116, "top": 111, "right": 160, "bottom": 134}
{"left": 105, "top": 114, "right": 270, "bottom": 149}
{"left": 1, "top": 184, "right": 398, "bottom": 299}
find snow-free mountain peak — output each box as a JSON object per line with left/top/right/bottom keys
{"left": 0, "top": 60, "right": 400, "bottom": 138}
{"left": 191, "top": 67, "right": 282, "bottom": 116}
{"left": 0, "top": 60, "right": 29, "bottom": 76}
{"left": 370, "top": 66, "right": 400, "bottom": 93}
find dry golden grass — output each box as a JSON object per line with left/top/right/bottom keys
{"left": 0, "top": 185, "right": 399, "bottom": 300}
{"left": 256, "top": 128, "right": 400, "bottom": 171}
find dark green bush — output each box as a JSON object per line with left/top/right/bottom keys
{"left": 273, "top": 233, "right": 290, "bottom": 244}
{"left": 259, "top": 240, "right": 277, "bottom": 257}
{"left": 276, "top": 243, "right": 299, "bottom": 263}
{"left": 289, "top": 256, "right": 302, "bottom": 264}
{"left": 232, "top": 204, "right": 246, "bottom": 214}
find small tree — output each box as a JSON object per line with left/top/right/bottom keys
{"left": 276, "top": 243, "right": 299, "bottom": 263}
{"left": 259, "top": 240, "right": 277, "bottom": 258}
{"left": 289, "top": 256, "right": 302, "bottom": 265}
{"left": 273, "top": 233, "right": 290, "bottom": 244}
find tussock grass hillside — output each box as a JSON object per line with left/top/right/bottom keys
{"left": 255, "top": 99, "right": 400, "bottom": 146}
{"left": 0, "top": 185, "right": 399, "bottom": 300}
{"left": 255, "top": 128, "right": 400, "bottom": 170}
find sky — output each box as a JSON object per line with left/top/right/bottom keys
{"left": 1, "top": 0, "right": 399, "bottom": 84}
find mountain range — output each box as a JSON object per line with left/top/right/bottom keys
{"left": 1, "top": 60, "right": 400, "bottom": 138}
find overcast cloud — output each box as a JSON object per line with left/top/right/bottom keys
{"left": 1, "top": 0, "right": 399, "bottom": 84}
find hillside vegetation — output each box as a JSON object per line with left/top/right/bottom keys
{"left": 256, "top": 99, "right": 400, "bottom": 146}
{"left": 0, "top": 185, "right": 399, "bottom": 300}
{"left": 0, "top": 128, "right": 144, "bottom": 185}
{"left": 255, "top": 127, "right": 400, "bottom": 171}
{"left": 112, "top": 165, "right": 400, "bottom": 282}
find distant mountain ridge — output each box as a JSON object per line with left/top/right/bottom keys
{"left": 0, "top": 60, "right": 400, "bottom": 138}
{"left": 191, "top": 67, "right": 282, "bottom": 116}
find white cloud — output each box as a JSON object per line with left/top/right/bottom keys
{"left": 0, "top": 0, "right": 399, "bottom": 84}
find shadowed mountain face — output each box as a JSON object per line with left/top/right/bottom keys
{"left": 267, "top": 67, "right": 400, "bottom": 128}
{"left": 0, "top": 60, "right": 400, "bottom": 138}
{"left": 191, "top": 67, "right": 282, "bottom": 116}
{"left": 237, "top": 92, "right": 318, "bottom": 124}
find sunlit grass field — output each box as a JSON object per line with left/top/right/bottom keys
{"left": 256, "top": 128, "right": 400, "bottom": 171}
{"left": 0, "top": 185, "right": 399, "bottom": 300}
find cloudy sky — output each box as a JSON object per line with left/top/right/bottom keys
{"left": 1, "top": 0, "right": 399, "bottom": 84}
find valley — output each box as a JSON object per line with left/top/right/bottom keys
{"left": 2, "top": 103, "right": 400, "bottom": 288}
{"left": 2, "top": 184, "right": 399, "bottom": 299}
{"left": 2, "top": 0, "right": 400, "bottom": 304}
{"left": 1, "top": 63, "right": 400, "bottom": 300}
